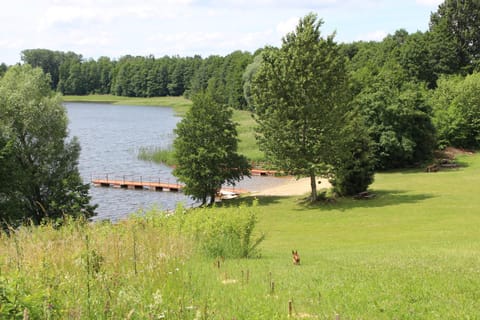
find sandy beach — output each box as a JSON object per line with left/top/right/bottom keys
{"left": 250, "top": 177, "right": 331, "bottom": 196}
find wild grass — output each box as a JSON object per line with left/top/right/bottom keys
{"left": 2, "top": 154, "right": 480, "bottom": 318}
{"left": 137, "top": 146, "right": 177, "bottom": 166}
{"left": 0, "top": 204, "right": 265, "bottom": 319}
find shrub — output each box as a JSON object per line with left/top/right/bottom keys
{"left": 169, "top": 201, "right": 265, "bottom": 258}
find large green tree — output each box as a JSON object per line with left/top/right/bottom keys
{"left": 173, "top": 92, "right": 251, "bottom": 205}
{"left": 354, "top": 62, "right": 436, "bottom": 169}
{"left": 431, "top": 72, "right": 480, "bottom": 149}
{"left": 0, "top": 65, "right": 96, "bottom": 227}
{"left": 251, "top": 13, "right": 351, "bottom": 201}
{"left": 430, "top": 0, "right": 480, "bottom": 73}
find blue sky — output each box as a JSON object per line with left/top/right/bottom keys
{"left": 1, "top": 0, "right": 443, "bottom": 65}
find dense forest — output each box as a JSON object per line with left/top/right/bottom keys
{"left": 5, "top": 0, "right": 480, "bottom": 171}
{"left": 19, "top": 49, "right": 254, "bottom": 111}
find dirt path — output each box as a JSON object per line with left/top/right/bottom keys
{"left": 251, "top": 177, "right": 331, "bottom": 196}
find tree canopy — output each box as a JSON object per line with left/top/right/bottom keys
{"left": 252, "top": 13, "right": 360, "bottom": 201}
{"left": 431, "top": 72, "right": 480, "bottom": 149}
{"left": 173, "top": 92, "right": 251, "bottom": 205}
{"left": 0, "top": 65, "right": 95, "bottom": 228}
{"left": 430, "top": 0, "right": 480, "bottom": 73}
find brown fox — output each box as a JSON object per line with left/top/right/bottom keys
{"left": 292, "top": 250, "right": 300, "bottom": 265}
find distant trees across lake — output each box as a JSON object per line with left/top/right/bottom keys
{"left": 20, "top": 49, "right": 255, "bottom": 110}
{"left": 15, "top": 0, "right": 480, "bottom": 166}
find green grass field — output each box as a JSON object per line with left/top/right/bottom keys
{"left": 2, "top": 154, "right": 479, "bottom": 319}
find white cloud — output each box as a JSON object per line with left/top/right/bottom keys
{"left": 356, "top": 30, "right": 388, "bottom": 42}
{"left": 415, "top": 0, "right": 442, "bottom": 6}
{"left": 276, "top": 17, "right": 299, "bottom": 36}
{"left": 0, "top": 39, "right": 24, "bottom": 49}
{"left": 0, "top": 0, "right": 443, "bottom": 64}
{"left": 39, "top": 1, "right": 192, "bottom": 31}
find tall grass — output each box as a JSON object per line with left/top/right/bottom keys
{"left": 0, "top": 203, "right": 265, "bottom": 319}
{"left": 3, "top": 154, "right": 480, "bottom": 318}
{"left": 137, "top": 146, "right": 177, "bottom": 166}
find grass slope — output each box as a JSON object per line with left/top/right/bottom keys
{"left": 1, "top": 155, "right": 479, "bottom": 319}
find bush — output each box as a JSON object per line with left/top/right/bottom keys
{"left": 167, "top": 201, "right": 265, "bottom": 258}
{"left": 330, "top": 119, "right": 376, "bottom": 196}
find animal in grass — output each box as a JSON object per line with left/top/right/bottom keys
{"left": 292, "top": 250, "right": 300, "bottom": 265}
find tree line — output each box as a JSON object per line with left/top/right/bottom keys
{"left": 174, "top": 0, "right": 480, "bottom": 203}
{"left": 2, "top": 0, "right": 480, "bottom": 220}
{"left": 20, "top": 49, "right": 254, "bottom": 110}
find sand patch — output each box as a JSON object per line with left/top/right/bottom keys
{"left": 251, "top": 177, "right": 331, "bottom": 196}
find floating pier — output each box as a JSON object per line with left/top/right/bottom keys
{"left": 92, "top": 178, "right": 183, "bottom": 192}
{"left": 91, "top": 176, "right": 248, "bottom": 196}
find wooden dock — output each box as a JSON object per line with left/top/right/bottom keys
{"left": 91, "top": 178, "right": 248, "bottom": 195}
{"left": 92, "top": 178, "right": 183, "bottom": 192}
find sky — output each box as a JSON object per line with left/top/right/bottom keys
{"left": 1, "top": 0, "right": 444, "bottom": 65}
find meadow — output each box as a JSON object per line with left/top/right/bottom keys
{"left": 1, "top": 152, "right": 479, "bottom": 319}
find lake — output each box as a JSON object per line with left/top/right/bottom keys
{"left": 66, "top": 102, "right": 285, "bottom": 221}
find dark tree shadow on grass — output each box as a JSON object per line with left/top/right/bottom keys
{"left": 219, "top": 190, "right": 435, "bottom": 212}
{"left": 379, "top": 160, "right": 469, "bottom": 175}
{"left": 215, "top": 195, "right": 289, "bottom": 208}
{"left": 295, "top": 189, "right": 435, "bottom": 212}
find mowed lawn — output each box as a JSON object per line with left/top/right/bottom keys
{"left": 203, "top": 154, "right": 480, "bottom": 319}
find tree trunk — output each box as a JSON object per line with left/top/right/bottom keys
{"left": 209, "top": 192, "right": 216, "bottom": 206}
{"left": 310, "top": 171, "right": 317, "bottom": 202}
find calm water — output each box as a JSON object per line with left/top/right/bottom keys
{"left": 66, "top": 102, "right": 285, "bottom": 221}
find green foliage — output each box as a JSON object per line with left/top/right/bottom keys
{"left": 252, "top": 13, "right": 352, "bottom": 201}
{"left": 330, "top": 117, "right": 375, "bottom": 196}
{"left": 353, "top": 63, "right": 436, "bottom": 169}
{"left": 24, "top": 49, "right": 252, "bottom": 110}
{"left": 0, "top": 65, "right": 96, "bottom": 227}
{"left": 0, "top": 63, "right": 7, "bottom": 78}
{"left": 168, "top": 202, "right": 264, "bottom": 258}
{"left": 21, "top": 49, "right": 82, "bottom": 90}
{"left": 242, "top": 53, "right": 263, "bottom": 111}
{"left": 431, "top": 72, "right": 480, "bottom": 149}
{"left": 430, "top": 0, "right": 480, "bottom": 73}
{"left": 173, "top": 92, "right": 251, "bottom": 205}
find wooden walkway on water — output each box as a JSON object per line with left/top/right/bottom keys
{"left": 91, "top": 168, "right": 279, "bottom": 195}
{"left": 91, "top": 177, "right": 248, "bottom": 195}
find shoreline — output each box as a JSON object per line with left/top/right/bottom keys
{"left": 250, "top": 177, "right": 331, "bottom": 196}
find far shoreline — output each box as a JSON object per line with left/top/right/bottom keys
{"left": 63, "top": 94, "right": 192, "bottom": 115}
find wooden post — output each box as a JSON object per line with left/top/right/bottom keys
{"left": 335, "top": 314, "right": 340, "bottom": 320}
{"left": 288, "top": 300, "right": 292, "bottom": 317}
{"left": 270, "top": 281, "right": 275, "bottom": 294}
